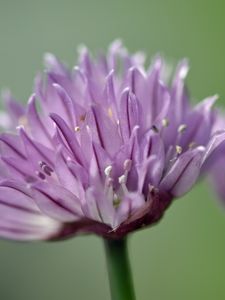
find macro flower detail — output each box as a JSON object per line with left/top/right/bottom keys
{"left": 0, "top": 40, "right": 224, "bottom": 240}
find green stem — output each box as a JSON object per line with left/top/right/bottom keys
{"left": 104, "top": 238, "right": 136, "bottom": 300}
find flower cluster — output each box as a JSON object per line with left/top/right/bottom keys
{"left": 0, "top": 40, "right": 224, "bottom": 241}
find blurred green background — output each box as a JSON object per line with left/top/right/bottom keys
{"left": 0, "top": 0, "right": 225, "bottom": 299}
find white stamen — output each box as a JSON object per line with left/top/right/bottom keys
{"left": 74, "top": 126, "right": 80, "bottom": 132}
{"left": 118, "top": 174, "right": 126, "bottom": 184}
{"left": 123, "top": 159, "right": 132, "bottom": 171}
{"left": 104, "top": 165, "right": 113, "bottom": 177}
{"left": 106, "top": 177, "right": 113, "bottom": 186}
{"left": 104, "top": 176, "right": 113, "bottom": 199}
{"left": 118, "top": 175, "right": 129, "bottom": 194}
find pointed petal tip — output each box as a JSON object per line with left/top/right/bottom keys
{"left": 77, "top": 43, "right": 88, "bottom": 52}
{"left": 49, "top": 112, "right": 58, "bottom": 121}
{"left": 109, "top": 39, "right": 123, "bottom": 51}
{"left": 177, "top": 59, "right": 189, "bottom": 79}
{"left": 52, "top": 83, "right": 66, "bottom": 95}
{"left": 43, "top": 52, "right": 58, "bottom": 71}
{"left": 28, "top": 93, "right": 36, "bottom": 105}
{"left": 106, "top": 69, "right": 115, "bottom": 78}
{"left": 207, "top": 94, "right": 219, "bottom": 107}
{"left": 44, "top": 52, "right": 56, "bottom": 64}
{"left": 121, "top": 87, "right": 130, "bottom": 96}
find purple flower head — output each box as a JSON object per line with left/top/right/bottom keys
{"left": 0, "top": 40, "right": 224, "bottom": 241}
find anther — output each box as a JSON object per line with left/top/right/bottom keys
{"left": 176, "top": 145, "right": 182, "bottom": 154}
{"left": 151, "top": 125, "right": 159, "bottom": 133}
{"left": 36, "top": 171, "right": 46, "bottom": 180}
{"left": 162, "top": 118, "right": 169, "bottom": 127}
{"left": 42, "top": 165, "right": 53, "bottom": 176}
{"left": 39, "top": 161, "right": 54, "bottom": 176}
{"left": 104, "top": 165, "right": 113, "bottom": 177}
{"left": 113, "top": 196, "right": 121, "bottom": 208}
{"left": 39, "top": 161, "right": 46, "bottom": 168}
{"left": 123, "top": 159, "right": 132, "bottom": 171}
{"left": 118, "top": 174, "right": 126, "bottom": 184}
{"left": 74, "top": 126, "right": 80, "bottom": 132}
{"left": 178, "top": 124, "right": 187, "bottom": 133}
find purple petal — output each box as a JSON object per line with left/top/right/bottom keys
{"left": 89, "top": 105, "right": 122, "bottom": 155}
{"left": 27, "top": 94, "right": 53, "bottom": 148}
{"left": 160, "top": 147, "right": 205, "bottom": 197}
{"left": 89, "top": 142, "right": 112, "bottom": 184}
{"left": 0, "top": 132, "right": 26, "bottom": 159}
{"left": 115, "top": 192, "right": 144, "bottom": 227}
{"left": 170, "top": 59, "right": 189, "bottom": 124}
{"left": 1, "top": 156, "right": 35, "bottom": 182}
{"left": 119, "top": 88, "right": 139, "bottom": 142}
{"left": 0, "top": 181, "right": 61, "bottom": 241}
{"left": 32, "top": 181, "right": 83, "bottom": 222}
{"left": 44, "top": 52, "right": 69, "bottom": 76}
{"left": 103, "top": 70, "right": 116, "bottom": 104}
{"left": 19, "top": 127, "right": 54, "bottom": 168}
{"left": 54, "top": 149, "right": 83, "bottom": 197}
{"left": 2, "top": 89, "right": 25, "bottom": 125}
{"left": 50, "top": 113, "right": 86, "bottom": 166}
{"left": 179, "top": 95, "right": 218, "bottom": 148}
{"left": 145, "top": 57, "right": 163, "bottom": 126}
{"left": 52, "top": 83, "right": 76, "bottom": 128}
{"left": 201, "top": 130, "right": 225, "bottom": 168}
{"left": 83, "top": 187, "right": 115, "bottom": 226}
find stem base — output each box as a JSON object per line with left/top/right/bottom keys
{"left": 104, "top": 238, "right": 135, "bottom": 300}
